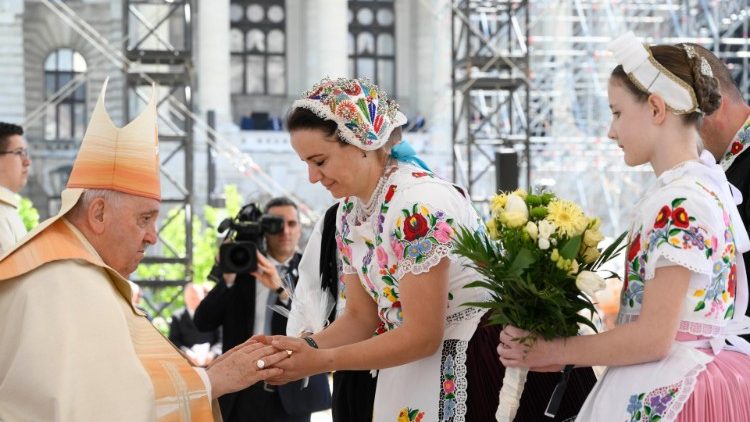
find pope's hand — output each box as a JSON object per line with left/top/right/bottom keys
{"left": 206, "top": 339, "right": 289, "bottom": 399}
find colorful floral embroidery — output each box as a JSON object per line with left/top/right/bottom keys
{"left": 440, "top": 354, "right": 457, "bottom": 420}
{"left": 622, "top": 184, "right": 740, "bottom": 323}
{"left": 720, "top": 117, "right": 750, "bottom": 170}
{"left": 398, "top": 407, "right": 425, "bottom": 422}
{"left": 392, "top": 204, "right": 455, "bottom": 264}
{"left": 336, "top": 199, "right": 355, "bottom": 266}
{"left": 626, "top": 383, "right": 680, "bottom": 421}
{"left": 622, "top": 197, "right": 712, "bottom": 310}
{"left": 301, "top": 78, "right": 403, "bottom": 148}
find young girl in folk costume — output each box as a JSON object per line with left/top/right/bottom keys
{"left": 499, "top": 32, "right": 750, "bottom": 420}
{"left": 263, "top": 77, "right": 597, "bottom": 421}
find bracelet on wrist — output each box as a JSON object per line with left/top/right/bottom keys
{"left": 303, "top": 336, "right": 319, "bottom": 349}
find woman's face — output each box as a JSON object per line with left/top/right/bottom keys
{"left": 290, "top": 128, "right": 376, "bottom": 199}
{"left": 607, "top": 78, "right": 655, "bottom": 167}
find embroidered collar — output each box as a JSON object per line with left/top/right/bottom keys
{"left": 720, "top": 114, "right": 750, "bottom": 171}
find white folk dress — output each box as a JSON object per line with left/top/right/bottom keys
{"left": 576, "top": 152, "right": 750, "bottom": 421}
{"left": 335, "top": 163, "right": 489, "bottom": 422}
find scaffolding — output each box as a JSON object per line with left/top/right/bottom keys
{"left": 451, "top": 0, "right": 531, "bottom": 202}
{"left": 453, "top": 0, "right": 750, "bottom": 235}
{"left": 122, "top": 0, "right": 195, "bottom": 316}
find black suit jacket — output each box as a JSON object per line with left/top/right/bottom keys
{"left": 194, "top": 252, "right": 331, "bottom": 419}
{"left": 727, "top": 149, "right": 750, "bottom": 337}
{"left": 168, "top": 308, "right": 222, "bottom": 354}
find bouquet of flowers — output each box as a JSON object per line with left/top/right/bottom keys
{"left": 453, "top": 189, "right": 626, "bottom": 421}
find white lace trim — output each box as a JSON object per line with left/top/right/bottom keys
{"left": 678, "top": 320, "right": 725, "bottom": 336}
{"left": 643, "top": 248, "right": 712, "bottom": 280}
{"left": 453, "top": 340, "right": 469, "bottom": 422}
{"left": 394, "top": 244, "right": 454, "bottom": 280}
{"left": 663, "top": 362, "right": 707, "bottom": 421}
{"left": 617, "top": 314, "right": 727, "bottom": 337}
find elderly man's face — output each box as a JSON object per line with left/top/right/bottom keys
{"left": 100, "top": 194, "right": 160, "bottom": 277}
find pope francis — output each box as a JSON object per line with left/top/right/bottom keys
{"left": 0, "top": 80, "right": 289, "bottom": 421}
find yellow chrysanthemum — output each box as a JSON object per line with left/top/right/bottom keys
{"left": 546, "top": 200, "right": 588, "bottom": 237}
{"left": 420, "top": 206, "right": 429, "bottom": 216}
{"left": 490, "top": 194, "right": 508, "bottom": 216}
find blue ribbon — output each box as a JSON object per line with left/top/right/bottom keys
{"left": 390, "top": 140, "right": 432, "bottom": 172}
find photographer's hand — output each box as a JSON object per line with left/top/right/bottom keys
{"left": 215, "top": 252, "right": 237, "bottom": 287}
{"left": 251, "top": 253, "right": 285, "bottom": 296}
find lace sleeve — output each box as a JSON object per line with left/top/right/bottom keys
{"left": 386, "top": 183, "right": 474, "bottom": 280}
{"left": 636, "top": 189, "right": 717, "bottom": 281}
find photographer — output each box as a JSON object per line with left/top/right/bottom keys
{"left": 194, "top": 197, "right": 331, "bottom": 422}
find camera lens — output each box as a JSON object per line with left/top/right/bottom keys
{"left": 229, "top": 247, "right": 250, "bottom": 264}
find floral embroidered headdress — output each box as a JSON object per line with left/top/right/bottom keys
{"left": 292, "top": 77, "right": 408, "bottom": 151}
{"left": 609, "top": 32, "right": 713, "bottom": 115}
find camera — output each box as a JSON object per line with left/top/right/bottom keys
{"left": 217, "top": 203, "right": 284, "bottom": 274}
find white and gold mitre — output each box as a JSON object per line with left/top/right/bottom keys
{"left": 67, "top": 78, "right": 161, "bottom": 200}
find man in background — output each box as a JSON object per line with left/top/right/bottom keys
{"left": 690, "top": 44, "right": 750, "bottom": 338}
{"left": 170, "top": 282, "right": 222, "bottom": 366}
{"left": 195, "top": 197, "right": 331, "bottom": 422}
{"left": 0, "top": 122, "right": 31, "bottom": 254}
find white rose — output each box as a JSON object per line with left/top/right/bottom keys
{"left": 538, "top": 237, "right": 550, "bottom": 250}
{"left": 503, "top": 194, "right": 529, "bottom": 228}
{"left": 538, "top": 220, "right": 556, "bottom": 239}
{"left": 576, "top": 271, "right": 606, "bottom": 298}
{"left": 583, "top": 230, "right": 604, "bottom": 248}
{"left": 525, "top": 222, "right": 539, "bottom": 240}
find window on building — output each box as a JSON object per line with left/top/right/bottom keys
{"left": 230, "top": 0, "right": 286, "bottom": 95}
{"left": 348, "top": 0, "right": 395, "bottom": 95}
{"left": 44, "top": 48, "right": 87, "bottom": 141}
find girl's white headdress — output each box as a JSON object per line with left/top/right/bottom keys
{"left": 609, "top": 32, "right": 699, "bottom": 114}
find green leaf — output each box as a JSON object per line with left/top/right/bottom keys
{"left": 668, "top": 228, "right": 682, "bottom": 237}
{"left": 671, "top": 197, "right": 686, "bottom": 208}
{"left": 509, "top": 248, "right": 536, "bottom": 275}
{"left": 559, "top": 235, "right": 582, "bottom": 260}
{"left": 694, "top": 301, "right": 706, "bottom": 312}
{"left": 725, "top": 304, "right": 735, "bottom": 319}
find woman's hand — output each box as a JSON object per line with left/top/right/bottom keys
{"left": 262, "top": 336, "right": 331, "bottom": 385}
{"left": 206, "top": 339, "right": 289, "bottom": 399}
{"left": 497, "top": 325, "right": 563, "bottom": 370}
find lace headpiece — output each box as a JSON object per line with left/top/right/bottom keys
{"left": 292, "top": 77, "right": 407, "bottom": 151}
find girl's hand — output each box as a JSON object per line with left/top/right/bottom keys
{"left": 497, "top": 325, "right": 563, "bottom": 370}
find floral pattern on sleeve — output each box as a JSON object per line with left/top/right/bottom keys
{"left": 390, "top": 203, "right": 456, "bottom": 280}
{"left": 621, "top": 197, "right": 714, "bottom": 310}
{"left": 620, "top": 185, "right": 739, "bottom": 324}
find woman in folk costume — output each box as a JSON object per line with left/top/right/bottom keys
{"left": 263, "top": 77, "right": 597, "bottom": 421}
{"left": 499, "top": 33, "right": 750, "bottom": 421}
{"left": 0, "top": 80, "right": 288, "bottom": 421}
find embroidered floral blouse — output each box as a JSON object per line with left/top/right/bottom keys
{"left": 335, "top": 163, "right": 488, "bottom": 335}
{"left": 617, "top": 161, "right": 741, "bottom": 335}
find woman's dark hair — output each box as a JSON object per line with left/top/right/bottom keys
{"left": 610, "top": 44, "right": 722, "bottom": 125}
{"left": 286, "top": 107, "right": 345, "bottom": 144}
